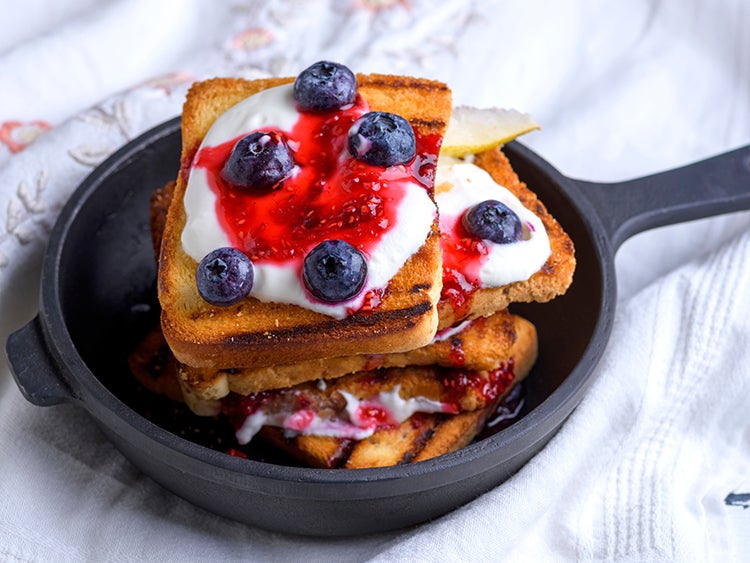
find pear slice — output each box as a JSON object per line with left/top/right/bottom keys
{"left": 441, "top": 106, "right": 540, "bottom": 157}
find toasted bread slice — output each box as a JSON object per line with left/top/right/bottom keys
{"left": 133, "top": 310, "right": 533, "bottom": 416}
{"left": 175, "top": 308, "right": 520, "bottom": 401}
{"left": 436, "top": 146, "right": 575, "bottom": 328}
{"left": 261, "top": 409, "right": 490, "bottom": 469}
{"left": 257, "top": 317, "right": 536, "bottom": 468}
{"left": 158, "top": 74, "right": 451, "bottom": 370}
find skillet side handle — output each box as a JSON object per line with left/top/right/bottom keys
{"left": 573, "top": 144, "right": 750, "bottom": 250}
{"left": 5, "top": 316, "right": 76, "bottom": 406}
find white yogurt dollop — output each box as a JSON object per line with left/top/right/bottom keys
{"left": 435, "top": 156, "right": 551, "bottom": 288}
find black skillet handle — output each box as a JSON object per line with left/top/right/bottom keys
{"left": 573, "top": 145, "right": 750, "bottom": 250}
{"left": 5, "top": 316, "right": 77, "bottom": 406}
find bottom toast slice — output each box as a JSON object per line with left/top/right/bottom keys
{"left": 259, "top": 398, "right": 507, "bottom": 469}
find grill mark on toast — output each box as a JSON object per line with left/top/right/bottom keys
{"left": 409, "top": 118, "right": 446, "bottom": 131}
{"left": 362, "top": 76, "right": 449, "bottom": 93}
{"left": 327, "top": 438, "right": 355, "bottom": 469}
{"left": 215, "top": 302, "right": 433, "bottom": 347}
{"left": 400, "top": 414, "right": 437, "bottom": 463}
{"left": 409, "top": 282, "right": 433, "bottom": 294}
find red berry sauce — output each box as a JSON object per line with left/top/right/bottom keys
{"left": 439, "top": 360, "right": 515, "bottom": 413}
{"left": 192, "top": 95, "right": 441, "bottom": 274}
{"left": 221, "top": 389, "right": 280, "bottom": 429}
{"left": 448, "top": 336, "right": 466, "bottom": 366}
{"left": 284, "top": 409, "right": 316, "bottom": 432}
{"left": 439, "top": 213, "right": 490, "bottom": 312}
{"left": 353, "top": 401, "right": 398, "bottom": 429}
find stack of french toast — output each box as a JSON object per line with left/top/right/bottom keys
{"left": 129, "top": 61, "right": 575, "bottom": 469}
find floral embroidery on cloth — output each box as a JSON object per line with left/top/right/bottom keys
{"left": 0, "top": 120, "right": 51, "bottom": 153}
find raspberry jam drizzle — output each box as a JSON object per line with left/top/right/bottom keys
{"left": 439, "top": 360, "right": 515, "bottom": 414}
{"left": 439, "top": 213, "right": 490, "bottom": 313}
{"left": 352, "top": 402, "right": 398, "bottom": 429}
{"left": 448, "top": 336, "right": 466, "bottom": 366}
{"left": 221, "top": 390, "right": 279, "bottom": 429}
{"left": 192, "top": 96, "right": 441, "bottom": 268}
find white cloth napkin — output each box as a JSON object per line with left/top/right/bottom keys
{"left": 1, "top": 1, "right": 749, "bottom": 561}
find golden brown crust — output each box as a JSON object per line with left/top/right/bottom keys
{"left": 150, "top": 180, "right": 174, "bottom": 260}
{"left": 259, "top": 412, "right": 480, "bottom": 468}
{"left": 436, "top": 147, "right": 576, "bottom": 328}
{"left": 410, "top": 410, "right": 488, "bottom": 463}
{"left": 158, "top": 75, "right": 451, "bottom": 370}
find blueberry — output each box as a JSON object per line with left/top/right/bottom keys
{"left": 294, "top": 61, "right": 357, "bottom": 112}
{"left": 348, "top": 112, "right": 416, "bottom": 167}
{"left": 303, "top": 240, "right": 367, "bottom": 302}
{"left": 196, "top": 247, "right": 254, "bottom": 306}
{"left": 221, "top": 131, "right": 294, "bottom": 191}
{"left": 462, "top": 200, "right": 522, "bottom": 244}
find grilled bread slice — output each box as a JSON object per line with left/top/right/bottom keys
{"left": 435, "top": 146, "right": 575, "bottom": 329}
{"left": 158, "top": 74, "right": 451, "bottom": 370}
{"left": 260, "top": 408, "right": 493, "bottom": 469}
{"left": 215, "top": 312, "right": 534, "bottom": 416}
{"left": 176, "top": 310, "right": 534, "bottom": 415}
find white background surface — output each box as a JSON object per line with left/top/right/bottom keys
{"left": 1, "top": 1, "right": 748, "bottom": 561}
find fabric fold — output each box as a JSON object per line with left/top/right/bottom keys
{"left": 368, "top": 229, "right": 750, "bottom": 563}
{"left": 0, "top": 0, "right": 203, "bottom": 125}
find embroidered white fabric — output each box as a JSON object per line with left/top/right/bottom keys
{"left": 0, "top": 1, "right": 748, "bottom": 560}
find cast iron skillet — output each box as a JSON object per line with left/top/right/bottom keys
{"left": 6, "top": 117, "right": 750, "bottom": 536}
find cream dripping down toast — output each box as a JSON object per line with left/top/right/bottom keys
{"left": 158, "top": 72, "right": 451, "bottom": 370}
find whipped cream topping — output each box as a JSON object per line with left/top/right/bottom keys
{"left": 181, "top": 83, "right": 436, "bottom": 318}
{"left": 234, "top": 385, "right": 450, "bottom": 444}
{"left": 435, "top": 156, "right": 551, "bottom": 288}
